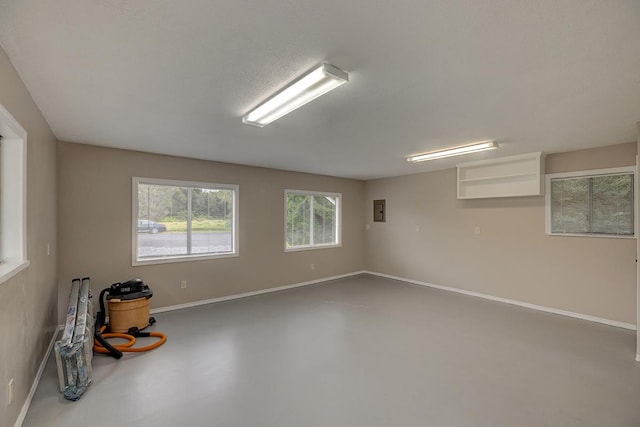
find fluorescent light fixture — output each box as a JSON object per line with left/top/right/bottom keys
{"left": 242, "top": 63, "right": 349, "bottom": 127}
{"left": 407, "top": 140, "right": 498, "bottom": 162}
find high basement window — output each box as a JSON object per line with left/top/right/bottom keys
{"left": 132, "top": 177, "right": 238, "bottom": 265}
{"left": 546, "top": 167, "right": 635, "bottom": 237}
{"left": 285, "top": 190, "right": 341, "bottom": 251}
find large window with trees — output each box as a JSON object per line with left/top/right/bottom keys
{"left": 133, "top": 177, "right": 238, "bottom": 265}
{"left": 285, "top": 190, "right": 341, "bottom": 251}
{"left": 546, "top": 167, "right": 635, "bottom": 237}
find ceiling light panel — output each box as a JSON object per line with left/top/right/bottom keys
{"left": 242, "top": 63, "right": 349, "bottom": 127}
{"left": 407, "top": 141, "right": 498, "bottom": 162}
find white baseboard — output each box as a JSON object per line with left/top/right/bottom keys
{"left": 364, "top": 271, "right": 637, "bottom": 331}
{"left": 15, "top": 325, "right": 62, "bottom": 427}
{"left": 151, "top": 271, "right": 366, "bottom": 315}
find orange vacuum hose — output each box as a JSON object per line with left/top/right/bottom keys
{"left": 94, "top": 325, "right": 167, "bottom": 354}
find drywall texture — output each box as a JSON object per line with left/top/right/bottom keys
{"left": 0, "top": 46, "right": 58, "bottom": 426}
{"left": 58, "top": 143, "right": 365, "bottom": 321}
{"left": 546, "top": 141, "right": 637, "bottom": 174}
{"left": 364, "top": 142, "right": 637, "bottom": 324}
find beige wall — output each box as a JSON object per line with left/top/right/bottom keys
{"left": 0, "top": 47, "right": 58, "bottom": 426}
{"left": 57, "top": 143, "right": 365, "bottom": 320}
{"left": 637, "top": 126, "right": 640, "bottom": 359}
{"left": 546, "top": 142, "right": 637, "bottom": 174}
{"left": 364, "top": 142, "right": 637, "bottom": 324}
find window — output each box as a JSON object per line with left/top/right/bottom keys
{"left": 546, "top": 167, "right": 635, "bottom": 237}
{"left": 0, "top": 104, "right": 29, "bottom": 285}
{"left": 133, "top": 177, "right": 238, "bottom": 265}
{"left": 285, "top": 190, "right": 341, "bottom": 251}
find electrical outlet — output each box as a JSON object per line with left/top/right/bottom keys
{"left": 7, "top": 378, "right": 14, "bottom": 406}
{"left": 415, "top": 225, "right": 420, "bottom": 232}
{"left": 46, "top": 243, "right": 50, "bottom": 256}
{"left": 180, "top": 280, "right": 187, "bottom": 289}
{"left": 311, "top": 263, "right": 315, "bottom": 270}
{"left": 474, "top": 226, "right": 481, "bottom": 235}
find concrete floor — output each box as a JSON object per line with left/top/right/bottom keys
{"left": 24, "top": 275, "right": 640, "bottom": 427}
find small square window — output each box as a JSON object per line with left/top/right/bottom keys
{"left": 285, "top": 190, "right": 341, "bottom": 251}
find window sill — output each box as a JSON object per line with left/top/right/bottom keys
{"left": 285, "top": 243, "right": 342, "bottom": 252}
{"left": 0, "top": 260, "right": 30, "bottom": 285}
{"left": 546, "top": 232, "right": 636, "bottom": 240}
{"left": 133, "top": 252, "right": 238, "bottom": 266}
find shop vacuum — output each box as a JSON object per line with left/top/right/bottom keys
{"left": 55, "top": 278, "right": 166, "bottom": 400}
{"left": 94, "top": 279, "right": 167, "bottom": 358}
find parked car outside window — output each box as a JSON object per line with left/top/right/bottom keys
{"left": 138, "top": 219, "right": 167, "bottom": 234}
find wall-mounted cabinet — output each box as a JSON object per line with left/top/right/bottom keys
{"left": 457, "top": 152, "right": 544, "bottom": 199}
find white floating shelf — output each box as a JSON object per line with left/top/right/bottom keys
{"left": 457, "top": 152, "right": 545, "bottom": 199}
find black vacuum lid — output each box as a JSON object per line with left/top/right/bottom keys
{"left": 106, "top": 279, "right": 153, "bottom": 301}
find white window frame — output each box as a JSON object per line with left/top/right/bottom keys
{"left": 284, "top": 189, "right": 342, "bottom": 252}
{"left": 132, "top": 177, "right": 239, "bottom": 266}
{"left": 545, "top": 166, "right": 636, "bottom": 239}
{"left": 0, "top": 104, "right": 29, "bottom": 285}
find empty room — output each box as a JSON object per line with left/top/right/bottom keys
{"left": 1, "top": 1, "right": 640, "bottom": 426}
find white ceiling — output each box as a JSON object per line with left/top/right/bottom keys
{"left": 0, "top": 0, "right": 639, "bottom": 180}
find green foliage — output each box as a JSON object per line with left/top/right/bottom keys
{"left": 163, "top": 219, "right": 231, "bottom": 233}
{"left": 286, "top": 194, "right": 337, "bottom": 247}
{"left": 138, "top": 184, "right": 233, "bottom": 224}
{"left": 287, "top": 195, "right": 311, "bottom": 247}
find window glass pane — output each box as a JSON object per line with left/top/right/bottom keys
{"left": 549, "top": 172, "right": 634, "bottom": 236}
{"left": 137, "top": 184, "right": 188, "bottom": 258}
{"left": 191, "top": 188, "right": 234, "bottom": 254}
{"left": 135, "top": 179, "right": 237, "bottom": 263}
{"left": 286, "top": 194, "right": 311, "bottom": 247}
{"left": 550, "top": 177, "right": 589, "bottom": 234}
{"left": 286, "top": 191, "right": 340, "bottom": 249}
{"left": 591, "top": 174, "right": 633, "bottom": 235}
{"left": 313, "top": 196, "right": 336, "bottom": 244}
